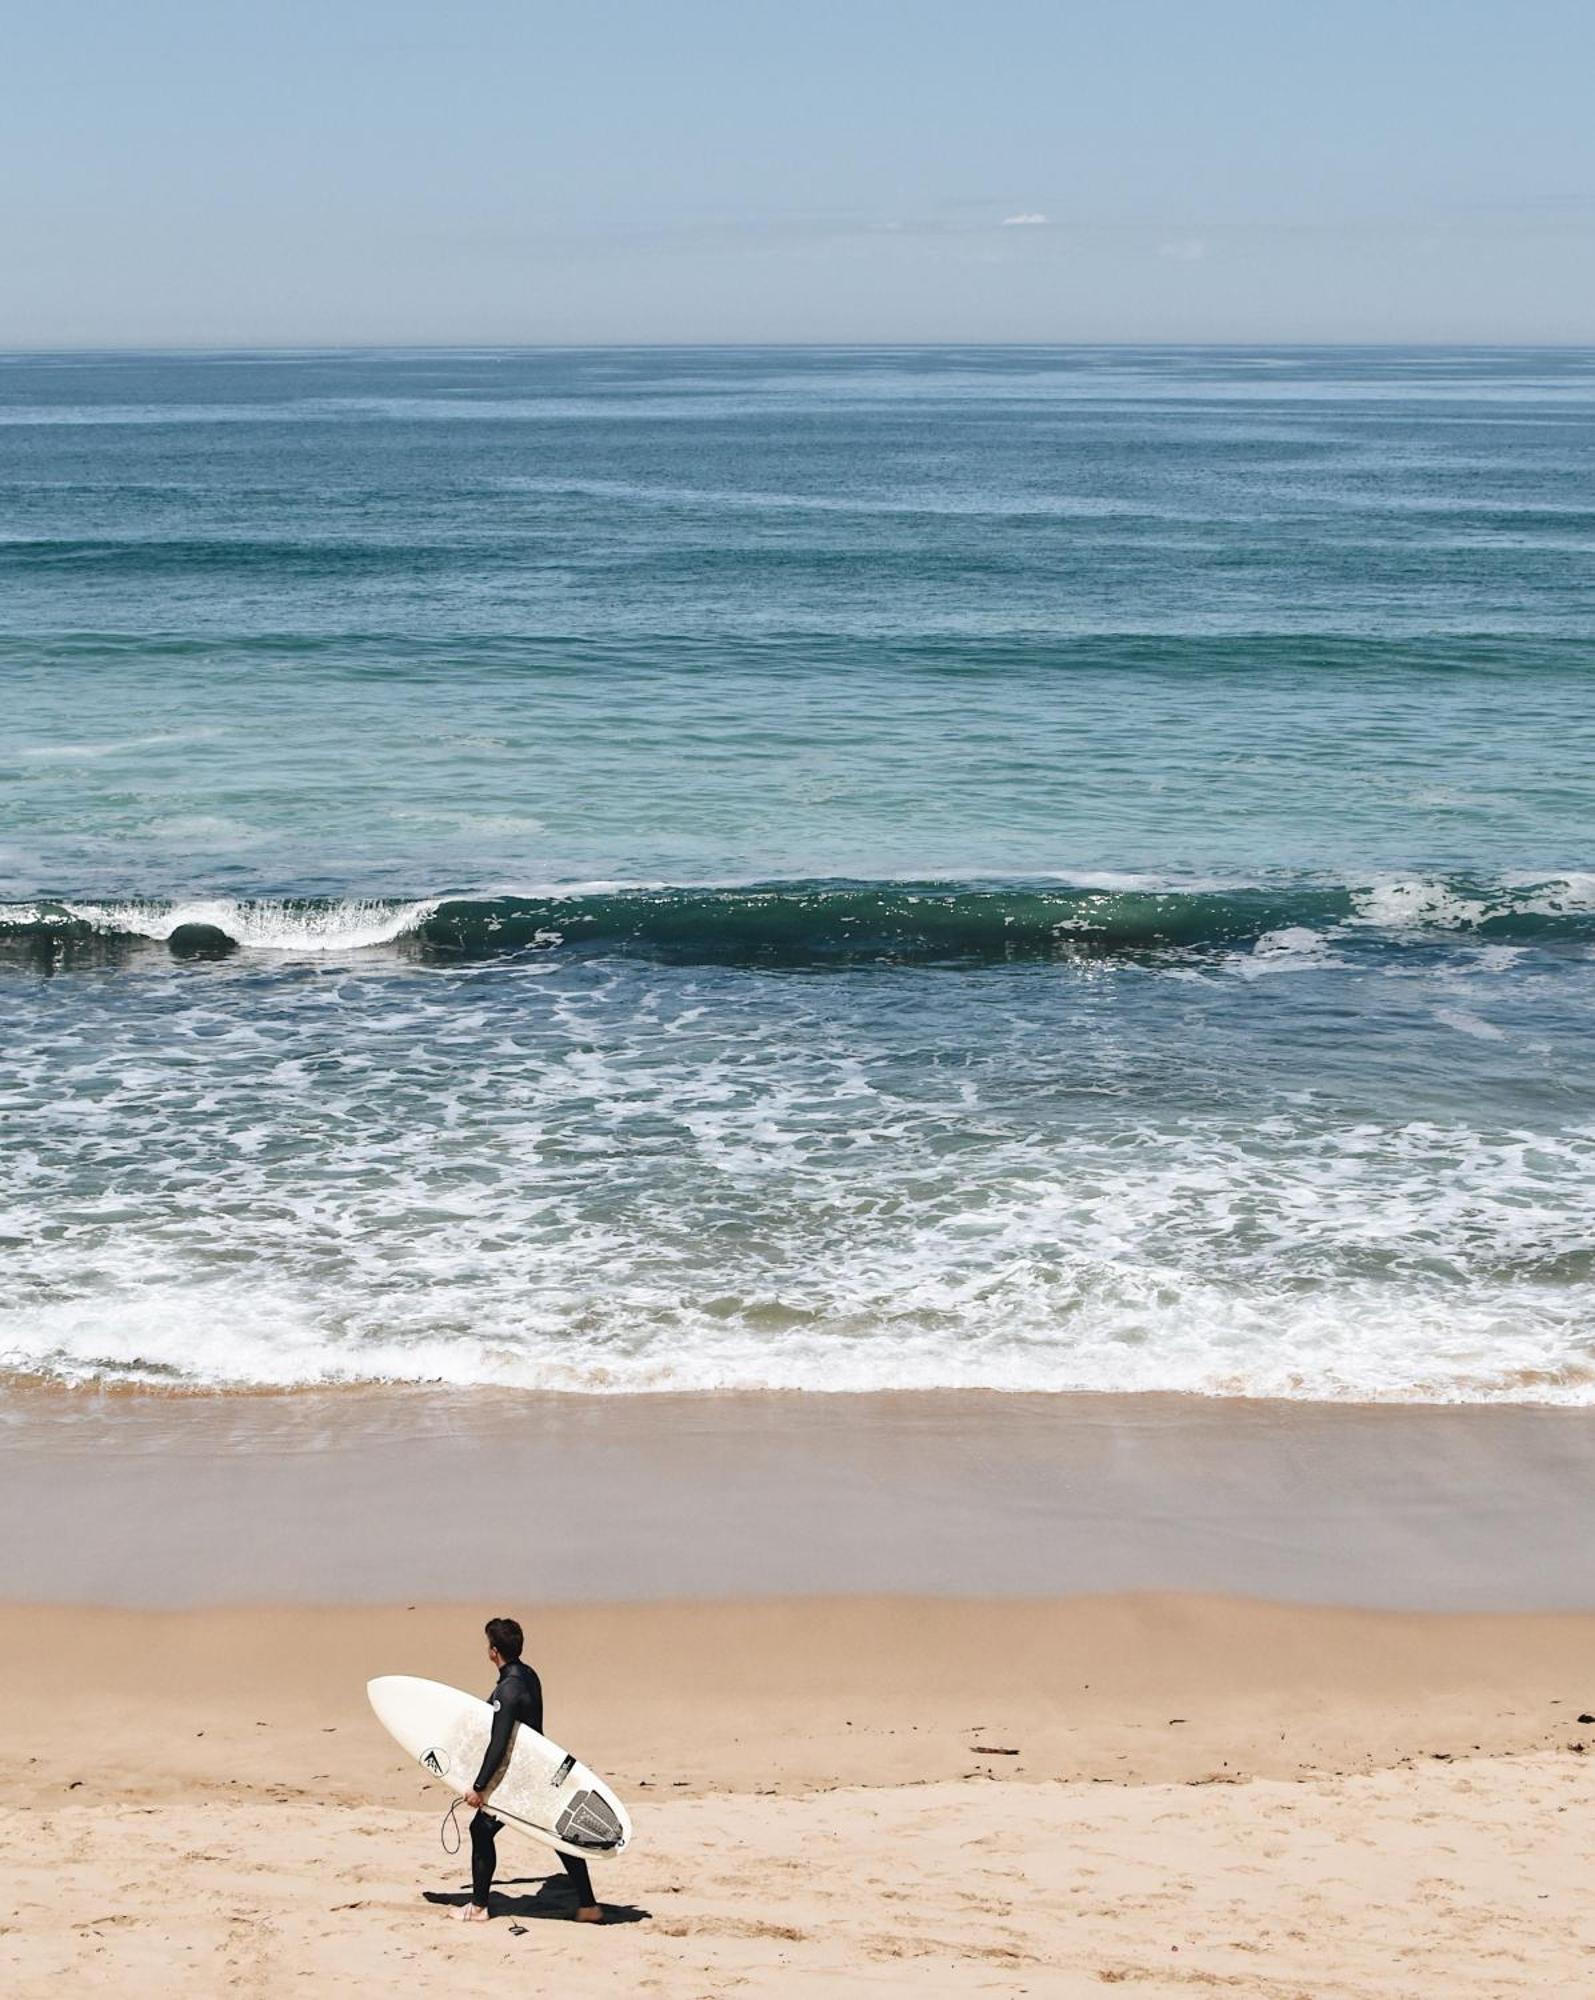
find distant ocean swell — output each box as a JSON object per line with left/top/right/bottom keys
{"left": 6, "top": 874, "right": 1595, "bottom": 966}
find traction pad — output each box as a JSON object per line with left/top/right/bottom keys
{"left": 555, "top": 1788, "right": 625, "bottom": 1850}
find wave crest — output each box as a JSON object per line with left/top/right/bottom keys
{"left": 3, "top": 874, "right": 1593, "bottom": 968}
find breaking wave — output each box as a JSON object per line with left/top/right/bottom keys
{"left": 4, "top": 874, "right": 1595, "bottom": 968}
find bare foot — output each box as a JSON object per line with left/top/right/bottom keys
{"left": 574, "top": 1905, "right": 605, "bottom": 1924}
{"left": 449, "top": 1902, "right": 492, "bottom": 1923}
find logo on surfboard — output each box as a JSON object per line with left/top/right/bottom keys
{"left": 421, "top": 1747, "right": 450, "bottom": 1776}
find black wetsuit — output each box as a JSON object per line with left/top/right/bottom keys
{"left": 469, "top": 1657, "right": 596, "bottom": 1912}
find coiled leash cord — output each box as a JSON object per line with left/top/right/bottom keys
{"left": 441, "top": 1797, "right": 465, "bottom": 1855}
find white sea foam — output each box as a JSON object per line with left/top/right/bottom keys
{"left": 3, "top": 949, "right": 1592, "bottom": 1401}
{"left": 1431, "top": 1006, "right": 1509, "bottom": 1041}
{"left": 1470, "top": 944, "right": 1528, "bottom": 973}
{"left": 1351, "top": 874, "right": 1595, "bottom": 932}
{"left": 391, "top": 810, "right": 546, "bottom": 837}
{"left": 1230, "top": 926, "right": 1346, "bottom": 978}
{"left": 138, "top": 816, "right": 262, "bottom": 846}
{"left": 60, "top": 896, "right": 439, "bottom": 952}
{"left": 18, "top": 727, "right": 224, "bottom": 761}
{"left": 3, "top": 1268, "right": 1589, "bottom": 1402}
{"left": 1044, "top": 869, "right": 1257, "bottom": 894}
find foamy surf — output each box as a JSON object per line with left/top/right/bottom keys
{"left": 5, "top": 909, "right": 1593, "bottom": 1400}
{"left": 4, "top": 1272, "right": 1592, "bottom": 1403}
{"left": 58, "top": 896, "right": 441, "bottom": 953}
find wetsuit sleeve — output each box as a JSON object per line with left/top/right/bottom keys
{"left": 472, "top": 1698, "right": 517, "bottom": 1794}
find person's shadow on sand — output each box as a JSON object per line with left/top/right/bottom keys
{"left": 423, "top": 1875, "right": 650, "bottom": 1925}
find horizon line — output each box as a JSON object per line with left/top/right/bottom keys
{"left": 4, "top": 337, "right": 1595, "bottom": 359}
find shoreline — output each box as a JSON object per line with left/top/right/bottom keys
{"left": 9, "top": 1370, "right": 1595, "bottom": 1406}
{"left": 5, "top": 1384, "right": 1595, "bottom": 1610}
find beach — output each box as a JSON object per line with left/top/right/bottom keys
{"left": 4, "top": 343, "right": 1594, "bottom": 1993}
{"left": 4, "top": 1389, "right": 1595, "bottom": 1994}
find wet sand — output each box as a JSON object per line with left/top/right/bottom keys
{"left": 5, "top": 1385, "right": 1595, "bottom": 1608}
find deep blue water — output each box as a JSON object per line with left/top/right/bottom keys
{"left": 2, "top": 346, "right": 1592, "bottom": 1396}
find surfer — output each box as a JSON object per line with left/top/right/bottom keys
{"left": 452, "top": 1616, "right": 604, "bottom": 1925}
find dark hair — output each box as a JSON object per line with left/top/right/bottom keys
{"left": 485, "top": 1616, "right": 524, "bottom": 1661}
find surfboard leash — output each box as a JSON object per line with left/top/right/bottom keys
{"left": 440, "top": 1797, "right": 465, "bottom": 1855}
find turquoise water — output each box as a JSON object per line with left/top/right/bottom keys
{"left": 3, "top": 346, "right": 1593, "bottom": 1395}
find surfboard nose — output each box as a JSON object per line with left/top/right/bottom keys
{"left": 366, "top": 1676, "right": 408, "bottom": 1731}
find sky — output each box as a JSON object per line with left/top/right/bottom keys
{"left": 3, "top": 0, "right": 1593, "bottom": 347}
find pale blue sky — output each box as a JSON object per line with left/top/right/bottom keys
{"left": 4, "top": 0, "right": 1592, "bottom": 345}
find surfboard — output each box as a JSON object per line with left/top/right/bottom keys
{"left": 368, "top": 1674, "right": 632, "bottom": 1860}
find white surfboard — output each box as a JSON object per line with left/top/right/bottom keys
{"left": 368, "top": 1674, "right": 632, "bottom": 1860}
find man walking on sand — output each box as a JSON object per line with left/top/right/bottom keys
{"left": 451, "top": 1615, "right": 604, "bottom": 1925}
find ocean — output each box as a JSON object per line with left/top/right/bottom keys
{"left": 2, "top": 344, "right": 1593, "bottom": 1398}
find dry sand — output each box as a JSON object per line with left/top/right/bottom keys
{"left": 5, "top": 1594, "right": 1595, "bottom": 1996}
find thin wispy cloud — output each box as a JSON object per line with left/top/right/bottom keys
{"left": 1158, "top": 237, "right": 1207, "bottom": 262}
{"left": 1000, "top": 213, "right": 1049, "bottom": 228}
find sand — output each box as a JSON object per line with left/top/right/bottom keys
{"left": 7, "top": 1385, "right": 1595, "bottom": 1607}
{"left": 7, "top": 1387, "right": 1595, "bottom": 1991}
{"left": 6, "top": 1594, "right": 1595, "bottom": 1996}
